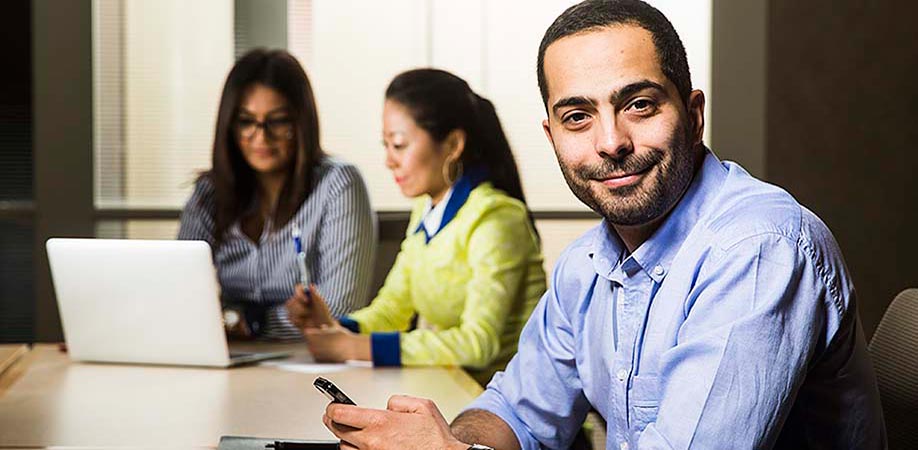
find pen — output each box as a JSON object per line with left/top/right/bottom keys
{"left": 292, "top": 226, "right": 311, "bottom": 293}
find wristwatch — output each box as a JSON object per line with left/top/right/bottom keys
{"left": 468, "top": 445, "right": 494, "bottom": 450}
{"left": 222, "top": 308, "right": 241, "bottom": 329}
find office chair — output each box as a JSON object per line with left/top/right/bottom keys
{"left": 868, "top": 288, "right": 918, "bottom": 449}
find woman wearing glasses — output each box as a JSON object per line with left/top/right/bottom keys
{"left": 287, "top": 69, "right": 546, "bottom": 384}
{"left": 178, "top": 49, "right": 376, "bottom": 340}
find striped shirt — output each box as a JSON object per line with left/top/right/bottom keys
{"left": 177, "top": 157, "right": 377, "bottom": 340}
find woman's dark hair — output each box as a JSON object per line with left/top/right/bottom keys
{"left": 385, "top": 68, "right": 537, "bottom": 235}
{"left": 208, "top": 48, "right": 324, "bottom": 246}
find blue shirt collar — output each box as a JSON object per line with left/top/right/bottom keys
{"left": 414, "top": 165, "right": 488, "bottom": 243}
{"left": 592, "top": 149, "right": 728, "bottom": 282}
{"left": 590, "top": 222, "right": 625, "bottom": 281}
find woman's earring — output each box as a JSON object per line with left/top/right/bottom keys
{"left": 443, "top": 159, "right": 464, "bottom": 186}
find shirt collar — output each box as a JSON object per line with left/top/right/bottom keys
{"left": 590, "top": 222, "right": 625, "bottom": 281}
{"left": 414, "top": 165, "right": 488, "bottom": 243}
{"left": 419, "top": 187, "right": 454, "bottom": 238}
{"left": 591, "top": 148, "right": 728, "bottom": 282}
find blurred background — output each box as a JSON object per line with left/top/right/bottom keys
{"left": 1, "top": 0, "right": 915, "bottom": 343}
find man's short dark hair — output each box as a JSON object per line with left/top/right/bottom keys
{"left": 537, "top": 0, "right": 692, "bottom": 110}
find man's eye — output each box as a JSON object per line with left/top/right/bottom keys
{"left": 565, "top": 112, "right": 588, "bottom": 123}
{"left": 630, "top": 99, "right": 654, "bottom": 112}
{"left": 236, "top": 118, "right": 257, "bottom": 126}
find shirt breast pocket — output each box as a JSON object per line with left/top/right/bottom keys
{"left": 630, "top": 375, "right": 661, "bottom": 432}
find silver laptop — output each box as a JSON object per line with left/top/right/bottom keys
{"left": 46, "top": 238, "right": 289, "bottom": 367}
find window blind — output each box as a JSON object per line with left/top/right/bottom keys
{"left": 93, "top": 0, "right": 234, "bottom": 210}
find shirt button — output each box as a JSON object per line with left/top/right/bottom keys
{"left": 617, "top": 369, "right": 628, "bottom": 382}
{"left": 653, "top": 265, "right": 665, "bottom": 276}
{"left": 620, "top": 441, "right": 629, "bottom": 450}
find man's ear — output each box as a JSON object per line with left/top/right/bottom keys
{"left": 687, "top": 90, "right": 705, "bottom": 146}
{"left": 445, "top": 129, "right": 467, "bottom": 161}
{"left": 542, "top": 118, "right": 555, "bottom": 148}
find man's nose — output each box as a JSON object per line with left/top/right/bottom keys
{"left": 594, "top": 115, "right": 633, "bottom": 160}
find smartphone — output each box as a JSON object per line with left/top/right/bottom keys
{"left": 314, "top": 377, "right": 356, "bottom": 405}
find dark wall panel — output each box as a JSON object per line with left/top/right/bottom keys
{"left": 33, "top": 0, "right": 95, "bottom": 341}
{"left": 768, "top": 0, "right": 918, "bottom": 337}
{"left": 0, "top": 0, "right": 32, "bottom": 201}
{"left": 0, "top": 220, "right": 34, "bottom": 342}
{"left": 0, "top": 0, "right": 34, "bottom": 342}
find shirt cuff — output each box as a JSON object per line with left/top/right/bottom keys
{"left": 339, "top": 317, "right": 360, "bottom": 333}
{"left": 464, "top": 373, "right": 540, "bottom": 450}
{"left": 370, "top": 332, "right": 402, "bottom": 367}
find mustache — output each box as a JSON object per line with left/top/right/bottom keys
{"left": 574, "top": 149, "right": 664, "bottom": 180}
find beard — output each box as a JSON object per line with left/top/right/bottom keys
{"left": 557, "top": 124, "right": 696, "bottom": 226}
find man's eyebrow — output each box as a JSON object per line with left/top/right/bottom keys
{"left": 609, "top": 80, "right": 667, "bottom": 105}
{"left": 550, "top": 80, "right": 667, "bottom": 116}
{"left": 551, "top": 96, "right": 595, "bottom": 116}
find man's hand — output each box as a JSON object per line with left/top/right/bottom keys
{"left": 322, "top": 395, "right": 470, "bottom": 450}
{"left": 285, "top": 284, "right": 335, "bottom": 330}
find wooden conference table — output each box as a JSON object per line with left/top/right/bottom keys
{"left": 0, "top": 343, "right": 483, "bottom": 449}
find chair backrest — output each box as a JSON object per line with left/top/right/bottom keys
{"left": 868, "top": 288, "right": 918, "bottom": 449}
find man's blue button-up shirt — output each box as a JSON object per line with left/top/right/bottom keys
{"left": 467, "top": 150, "right": 886, "bottom": 449}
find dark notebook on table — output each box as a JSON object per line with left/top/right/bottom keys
{"left": 219, "top": 436, "right": 339, "bottom": 450}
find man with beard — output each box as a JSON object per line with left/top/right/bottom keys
{"left": 318, "top": 1, "right": 887, "bottom": 448}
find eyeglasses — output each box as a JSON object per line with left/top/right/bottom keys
{"left": 235, "top": 117, "right": 295, "bottom": 141}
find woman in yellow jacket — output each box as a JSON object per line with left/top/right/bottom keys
{"left": 286, "top": 68, "right": 545, "bottom": 384}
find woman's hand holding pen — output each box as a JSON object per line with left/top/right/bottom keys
{"left": 285, "top": 283, "right": 335, "bottom": 329}
{"left": 287, "top": 285, "right": 371, "bottom": 362}
{"left": 286, "top": 285, "right": 371, "bottom": 362}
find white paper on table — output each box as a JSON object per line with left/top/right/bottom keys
{"left": 260, "top": 359, "right": 373, "bottom": 374}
